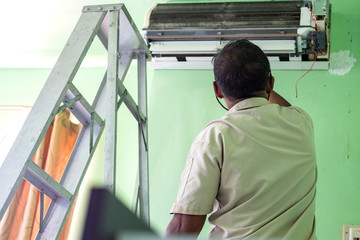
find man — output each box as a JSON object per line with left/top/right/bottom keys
{"left": 165, "top": 40, "right": 317, "bottom": 239}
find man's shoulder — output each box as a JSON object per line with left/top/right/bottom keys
{"left": 281, "top": 105, "right": 313, "bottom": 123}
{"left": 191, "top": 118, "right": 232, "bottom": 145}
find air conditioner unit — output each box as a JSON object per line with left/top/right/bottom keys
{"left": 142, "top": 0, "right": 331, "bottom": 70}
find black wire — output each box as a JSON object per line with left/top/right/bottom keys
{"left": 216, "top": 95, "right": 229, "bottom": 111}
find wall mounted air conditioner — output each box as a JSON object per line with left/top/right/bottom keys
{"left": 142, "top": 0, "right": 331, "bottom": 70}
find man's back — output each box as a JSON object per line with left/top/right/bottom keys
{"left": 200, "top": 98, "right": 316, "bottom": 239}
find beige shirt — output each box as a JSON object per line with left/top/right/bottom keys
{"left": 170, "top": 98, "right": 317, "bottom": 239}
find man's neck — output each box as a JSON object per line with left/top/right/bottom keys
{"left": 224, "top": 91, "right": 268, "bottom": 109}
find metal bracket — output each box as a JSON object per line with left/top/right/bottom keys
{"left": 39, "top": 190, "right": 45, "bottom": 233}
{"left": 90, "top": 112, "right": 95, "bottom": 153}
{"left": 82, "top": 4, "right": 124, "bottom": 13}
{"left": 117, "top": 89, "right": 128, "bottom": 111}
{"left": 137, "top": 106, "right": 148, "bottom": 152}
{"left": 57, "top": 94, "right": 81, "bottom": 114}
{"left": 134, "top": 185, "right": 140, "bottom": 216}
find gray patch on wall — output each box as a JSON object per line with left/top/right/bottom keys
{"left": 329, "top": 50, "right": 357, "bottom": 76}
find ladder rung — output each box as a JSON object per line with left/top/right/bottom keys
{"left": 24, "top": 161, "right": 72, "bottom": 201}
{"left": 64, "top": 84, "right": 104, "bottom": 126}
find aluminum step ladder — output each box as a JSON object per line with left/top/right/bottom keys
{"left": 0, "top": 4, "right": 150, "bottom": 239}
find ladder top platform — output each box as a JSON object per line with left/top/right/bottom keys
{"left": 83, "top": 3, "right": 151, "bottom": 57}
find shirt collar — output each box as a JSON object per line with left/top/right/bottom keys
{"left": 228, "top": 97, "right": 269, "bottom": 113}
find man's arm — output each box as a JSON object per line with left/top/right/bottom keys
{"left": 269, "top": 90, "right": 291, "bottom": 107}
{"left": 165, "top": 213, "right": 206, "bottom": 238}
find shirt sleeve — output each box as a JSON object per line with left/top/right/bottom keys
{"left": 170, "top": 126, "right": 223, "bottom": 215}
{"left": 288, "top": 106, "right": 313, "bottom": 125}
{"left": 287, "top": 106, "right": 314, "bottom": 135}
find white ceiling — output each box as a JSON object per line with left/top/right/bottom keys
{"left": 0, "top": 0, "right": 158, "bottom": 68}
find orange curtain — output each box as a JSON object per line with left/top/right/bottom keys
{"left": 0, "top": 109, "right": 82, "bottom": 240}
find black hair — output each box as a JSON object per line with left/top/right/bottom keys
{"left": 213, "top": 39, "right": 271, "bottom": 99}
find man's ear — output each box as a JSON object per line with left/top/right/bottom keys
{"left": 213, "top": 81, "right": 224, "bottom": 99}
{"left": 266, "top": 76, "right": 275, "bottom": 95}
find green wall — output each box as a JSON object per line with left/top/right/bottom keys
{"left": 0, "top": 0, "right": 359, "bottom": 239}
{"left": 149, "top": 0, "right": 360, "bottom": 239}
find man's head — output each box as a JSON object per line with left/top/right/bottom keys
{"left": 212, "top": 39, "right": 272, "bottom": 101}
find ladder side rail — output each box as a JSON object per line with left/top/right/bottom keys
{"left": 0, "top": 10, "right": 106, "bottom": 220}
{"left": 104, "top": 10, "right": 120, "bottom": 193}
{"left": 91, "top": 52, "right": 134, "bottom": 120}
{"left": 137, "top": 53, "right": 150, "bottom": 225}
{"left": 91, "top": 72, "right": 107, "bottom": 118}
{"left": 91, "top": 52, "right": 135, "bottom": 120}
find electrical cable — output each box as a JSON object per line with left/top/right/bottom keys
{"left": 216, "top": 95, "right": 229, "bottom": 111}
{"left": 295, "top": 11, "right": 320, "bottom": 97}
